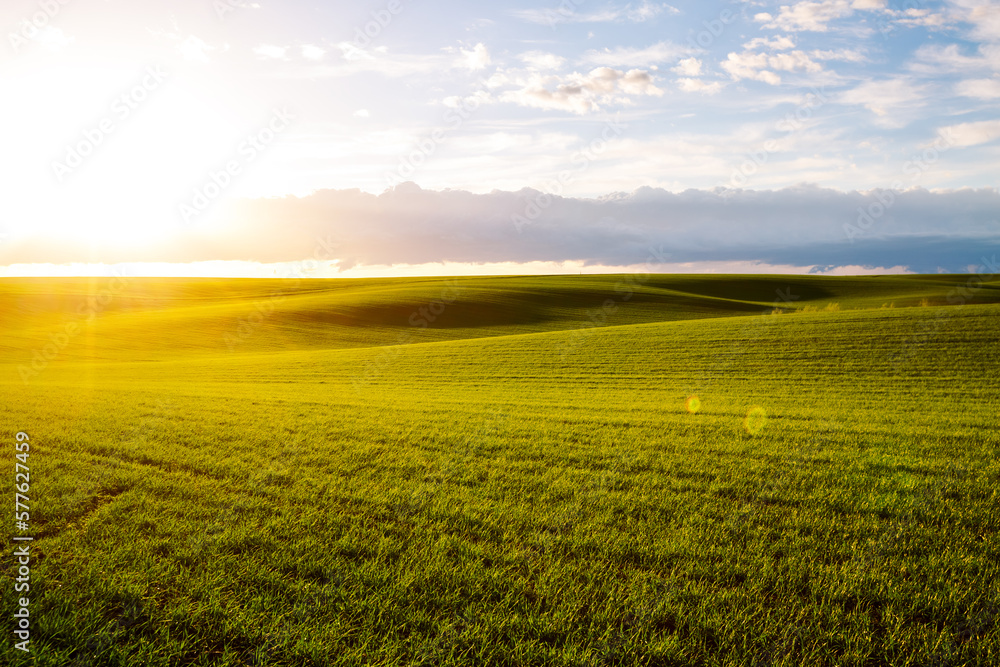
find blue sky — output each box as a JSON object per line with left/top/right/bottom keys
{"left": 0, "top": 0, "right": 998, "bottom": 275}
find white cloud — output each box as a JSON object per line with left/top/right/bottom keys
{"left": 510, "top": 2, "right": 678, "bottom": 26}
{"left": 755, "top": 1, "right": 852, "bottom": 31}
{"left": 459, "top": 43, "right": 491, "bottom": 71}
{"left": 324, "top": 45, "right": 451, "bottom": 77}
{"left": 839, "top": 78, "right": 927, "bottom": 118}
{"left": 253, "top": 44, "right": 288, "bottom": 60}
{"left": 722, "top": 52, "right": 782, "bottom": 84}
{"left": 519, "top": 51, "right": 566, "bottom": 71}
{"left": 743, "top": 35, "right": 797, "bottom": 50}
{"left": 948, "top": 0, "right": 1000, "bottom": 42}
{"left": 672, "top": 57, "right": 703, "bottom": 76}
{"left": 301, "top": 44, "right": 326, "bottom": 61}
{"left": 721, "top": 49, "right": 822, "bottom": 85}
{"left": 755, "top": 0, "right": 884, "bottom": 32}
{"left": 955, "top": 77, "right": 1000, "bottom": 99}
{"left": 910, "top": 43, "right": 1000, "bottom": 74}
{"left": 937, "top": 119, "right": 1000, "bottom": 147}
{"left": 502, "top": 86, "right": 595, "bottom": 115}
{"left": 894, "top": 8, "right": 949, "bottom": 28}
{"left": 768, "top": 50, "right": 823, "bottom": 72}
{"left": 617, "top": 68, "right": 663, "bottom": 95}
{"left": 501, "top": 67, "right": 662, "bottom": 114}
{"left": 809, "top": 48, "right": 867, "bottom": 62}
{"left": 626, "top": 1, "right": 681, "bottom": 22}
{"left": 676, "top": 78, "right": 723, "bottom": 94}
{"left": 354, "top": 109, "right": 371, "bottom": 118}
{"left": 510, "top": 7, "right": 616, "bottom": 25}
{"left": 579, "top": 41, "right": 687, "bottom": 67}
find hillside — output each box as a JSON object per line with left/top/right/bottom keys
{"left": 1, "top": 275, "right": 998, "bottom": 665}
{"left": 3, "top": 273, "right": 998, "bottom": 367}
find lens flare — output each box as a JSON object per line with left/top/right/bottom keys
{"left": 685, "top": 395, "right": 701, "bottom": 413}
{"left": 744, "top": 406, "right": 767, "bottom": 435}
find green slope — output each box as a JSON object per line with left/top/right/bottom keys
{"left": 1, "top": 283, "right": 998, "bottom": 665}
{"left": 3, "top": 274, "right": 999, "bottom": 368}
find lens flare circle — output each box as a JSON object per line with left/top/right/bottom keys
{"left": 744, "top": 406, "right": 767, "bottom": 435}
{"left": 685, "top": 395, "right": 701, "bottom": 414}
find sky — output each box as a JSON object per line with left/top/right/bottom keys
{"left": 0, "top": 0, "right": 998, "bottom": 276}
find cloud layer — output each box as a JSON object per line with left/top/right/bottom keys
{"left": 5, "top": 184, "right": 997, "bottom": 274}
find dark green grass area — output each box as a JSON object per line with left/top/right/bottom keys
{"left": 0, "top": 275, "right": 998, "bottom": 665}
{"left": 3, "top": 273, "right": 998, "bottom": 362}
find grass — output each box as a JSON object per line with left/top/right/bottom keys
{"left": 1, "top": 273, "right": 998, "bottom": 665}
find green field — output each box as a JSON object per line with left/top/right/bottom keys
{"left": 2, "top": 273, "right": 999, "bottom": 666}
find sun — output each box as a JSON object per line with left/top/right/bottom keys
{"left": 2, "top": 60, "right": 261, "bottom": 251}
